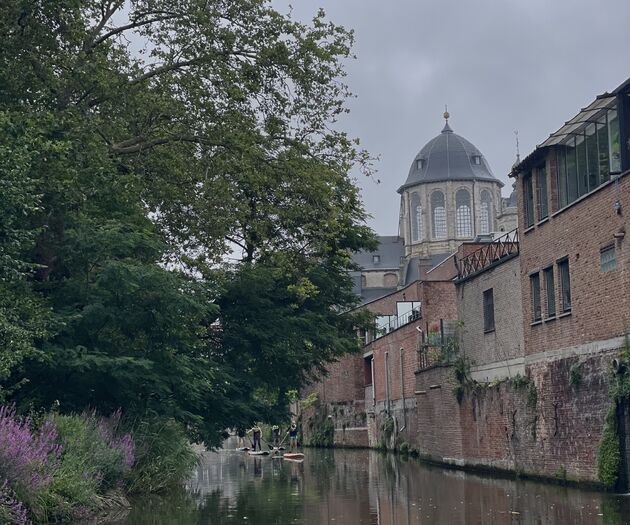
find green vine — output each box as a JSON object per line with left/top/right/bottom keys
{"left": 569, "top": 364, "right": 583, "bottom": 389}
{"left": 376, "top": 415, "right": 395, "bottom": 450}
{"left": 597, "top": 332, "right": 630, "bottom": 488}
{"left": 309, "top": 417, "right": 334, "bottom": 447}
{"left": 452, "top": 355, "right": 474, "bottom": 403}
{"left": 598, "top": 404, "right": 621, "bottom": 488}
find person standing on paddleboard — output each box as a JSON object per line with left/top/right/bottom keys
{"left": 289, "top": 422, "right": 298, "bottom": 451}
{"left": 248, "top": 424, "right": 263, "bottom": 451}
{"left": 271, "top": 425, "right": 280, "bottom": 446}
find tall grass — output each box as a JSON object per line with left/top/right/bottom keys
{"left": 126, "top": 418, "right": 197, "bottom": 494}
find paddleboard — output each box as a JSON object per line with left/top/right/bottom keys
{"left": 283, "top": 453, "right": 304, "bottom": 460}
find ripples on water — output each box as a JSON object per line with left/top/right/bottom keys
{"left": 114, "top": 439, "right": 630, "bottom": 524}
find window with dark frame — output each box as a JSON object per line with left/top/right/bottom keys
{"left": 523, "top": 173, "right": 535, "bottom": 228}
{"left": 536, "top": 165, "right": 548, "bottom": 221}
{"left": 530, "top": 272, "right": 542, "bottom": 322}
{"left": 600, "top": 244, "right": 616, "bottom": 272}
{"left": 558, "top": 258, "right": 572, "bottom": 313}
{"left": 556, "top": 107, "right": 620, "bottom": 209}
{"left": 483, "top": 288, "right": 495, "bottom": 333}
{"left": 543, "top": 266, "right": 556, "bottom": 318}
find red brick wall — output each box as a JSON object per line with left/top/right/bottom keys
{"left": 412, "top": 346, "right": 618, "bottom": 483}
{"left": 301, "top": 353, "right": 365, "bottom": 404}
{"left": 457, "top": 256, "right": 524, "bottom": 367}
{"left": 367, "top": 280, "right": 458, "bottom": 405}
{"left": 415, "top": 366, "right": 464, "bottom": 459}
{"left": 516, "top": 166, "right": 629, "bottom": 357}
{"left": 459, "top": 348, "right": 616, "bottom": 482}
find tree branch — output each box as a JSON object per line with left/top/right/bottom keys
{"left": 109, "top": 134, "right": 224, "bottom": 155}
{"left": 128, "top": 58, "right": 202, "bottom": 86}
{"left": 90, "top": 14, "right": 180, "bottom": 49}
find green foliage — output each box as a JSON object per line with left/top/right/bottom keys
{"left": 309, "top": 418, "right": 335, "bottom": 448}
{"left": 527, "top": 382, "right": 538, "bottom": 407}
{"left": 553, "top": 465, "right": 567, "bottom": 482}
{"left": 299, "top": 393, "right": 319, "bottom": 410}
{"left": 598, "top": 404, "right": 621, "bottom": 489}
{"left": 126, "top": 419, "right": 198, "bottom": 494}
{"left": 0, "top": 0, "right": 376, "bottom": 447}
{"left": 452, "top": 355, "right": 474, "bottom": 403}
{"left": 569, "top": 364, "right": 583, "bottom": 388}
{"left": 43, "top": 412, "right": 133, "bottom": 521}
{"left": 398, "top": 442, "right": 410, "bottom": 455}
{"left": 509, "top": 374, "right": 530, "bottom": 388}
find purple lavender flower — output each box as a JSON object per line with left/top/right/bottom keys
{"left": 0, "top": 480, "right": 32, "bottom": 525}
{"left": 0, "top": 405, "right": 61, "bottom": 499}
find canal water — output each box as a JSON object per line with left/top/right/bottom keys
{"left": 114, "top": 445, "right": 630, "bottom": 524}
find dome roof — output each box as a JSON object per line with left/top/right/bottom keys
{"left": 398, "top": 121, "right": 501, "bottom": 193}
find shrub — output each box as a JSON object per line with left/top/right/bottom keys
{"left": 598, "top": 404, "right": 621, "bottom": 489}
{"left": 0, "top": 405, "right": 60, "bottom": 517}
{"left": 126, "top": 419, "right": 197, "bottom": 494}
{"left": 309, "top": 418, "right": 334, "bottom": 448}
{"left": 0, "top": 481, "right": 31, "bottom": 525}
{"left": 34, "top": 411, "right": 134, "bottom": 521}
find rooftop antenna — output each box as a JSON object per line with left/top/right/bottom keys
{"left": 514, "top": 130, "right": 520, "bottom": 163}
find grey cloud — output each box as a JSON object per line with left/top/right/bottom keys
{"left": 274, "top": 0, "right": 630, "bottom": 233}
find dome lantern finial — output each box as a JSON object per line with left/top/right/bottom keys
{"left": 441, "top": 104, "right": 453, "bottom": 133}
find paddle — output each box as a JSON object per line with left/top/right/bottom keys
{"left": 278, "top": 431, "right": 290, "bottom": 447}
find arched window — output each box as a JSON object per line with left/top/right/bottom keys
{"left": 431, "top": 191, "right": 447, "bottom": 240}
{"left": 410, "top": 193, "right": 422, "bottom": 242}
{"left": 455, "top": 189, "right": 472, "bottom": 238}
{"left": 384, "top": 273, "right": 398, "bottom": 287}
{"left": 480, "top": 190, "right": 494, "bottom": 234}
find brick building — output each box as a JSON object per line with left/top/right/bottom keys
{"left": 301, "top": 80, "right": 630, "bottom": 488}
{"left": 454, "top": 232, "right": 524, "bottom": 382}
{"left": 511, "top": 79, "right": 629, "bottom": 359}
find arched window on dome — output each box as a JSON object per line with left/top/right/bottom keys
{"left": 480, "top": 190, "right": 494, "bottom": 234}
{"left": 431, "top": 191, "right": 447, "bottom": 240}
{"left": 410, "top": 193, "right": 423, "bottom": 242}
{"left": 455, "top": 189, "right": 472, "bottom": 238}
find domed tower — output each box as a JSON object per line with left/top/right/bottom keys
{"left": 398, "top": 112, "right": 504, "bottom": 258}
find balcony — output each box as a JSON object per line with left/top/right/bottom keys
{"left": 455, "top": 229, "right": 519, "bottom": 282}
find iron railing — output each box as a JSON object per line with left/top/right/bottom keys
{"left": 456, "top": 229, "right": 519, "bottom": 281}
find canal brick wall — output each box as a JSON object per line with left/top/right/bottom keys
{"left": 408, "top": 342, "right": 623, "bottom": 484}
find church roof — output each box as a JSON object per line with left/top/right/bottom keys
{"left": 398, "top": 120, "right": 502, "bottom": 193}
{"left": 352, "top": 235, "right": 404, "bottom": 270}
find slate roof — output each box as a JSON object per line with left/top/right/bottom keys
{"left": 403, "top": 253, "right": 451, "bottom": 285}
{"left": 352, "top": 235, "right": 404, "bottom": 270}
{"left": 398, "top": 122, "right": 501, "bottom": 192}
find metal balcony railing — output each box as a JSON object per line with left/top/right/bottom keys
{"left": 456, "top": 229, "right": 519, "bottom": 281}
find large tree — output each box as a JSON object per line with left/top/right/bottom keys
{"left": 0, "top": 0, "right": 375, "bottom": 444}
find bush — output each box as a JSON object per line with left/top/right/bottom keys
{"left": 0, "top": 481, "right": 31, "bottom": 525}
{"left": 0, "top": 405, "right": 60, "bottom": 519}
{"left": 598, "top": 404, "right": 621, "bottom": 489}
{"left": 39, "top": 411, "right": 134, "bottom": 521}
{"left": 126, "top": 419, "right": 197, "bottom": 494}
{"left": 309, "top": 418, "right": 334, "bottom": 448}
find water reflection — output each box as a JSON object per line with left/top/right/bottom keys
{"left": 114, "top": 445, "right": 630, "bottom": 524}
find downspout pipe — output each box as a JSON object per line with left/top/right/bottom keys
{"left": 385, "top": 351, "right": 390, "bottom": 414}
{"left": 370, "top": 356, "right": 376, "bottom": 407}
{"left": 399, "top": 347, "right": 407, "bottom": 432}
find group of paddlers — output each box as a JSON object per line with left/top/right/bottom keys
{"left": 245, "top": 422, "right": 299, "bottom": 451}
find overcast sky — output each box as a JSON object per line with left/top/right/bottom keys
{"left": 273, "top": 0, "right": 630, "bottom": 234}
